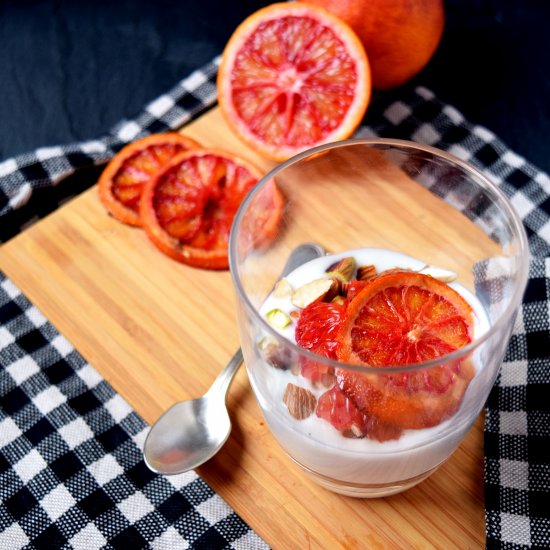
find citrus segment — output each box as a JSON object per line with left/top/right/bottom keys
{"left": 218, "top": 2, "right": 371, "bottom": 161}
{"left": 140, "top": 149, "right": 275, "bottom": 270}
{"left": 98, "top": 133, "right": 200, "bottom": 226}
{"left": 336, "top": 272, "right": 475, "bottom": 429}
{"left": 316, "top": 385, "right": 369, "bottom": 436}
{"left": 315, "top": 371, "right": 403, "bottom": 441}
{"left": 295, "top": 301, "right": 345, "bottom": 385}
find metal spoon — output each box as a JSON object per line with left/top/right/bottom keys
{"left": 143, "top": 243, "right": 326, "bottom": 475}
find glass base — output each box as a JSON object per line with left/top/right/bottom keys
{"left": 292, "top": 458, "right": 440, "bottom": 498}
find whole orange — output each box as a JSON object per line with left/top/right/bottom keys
{"left": 301, "top": 0, "right": 445, "bottom": 89}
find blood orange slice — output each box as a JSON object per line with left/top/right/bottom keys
{"left": 140, "top": 149, "right": 278, "bottom": 270}
{"left": 217, "top": 2, "right": 371, "bottom": 161}
{"left": 98, "top": 133, "right": 200, "bottom": 226}
{"left": 336, "top": 271, "right": 475, "bottom": 429}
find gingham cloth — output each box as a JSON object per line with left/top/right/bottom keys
{"left": 1, "top": 55, "right": 549, "bottom": 549}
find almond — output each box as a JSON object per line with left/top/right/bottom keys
{"left": 356, "top": 264, "right": 377, "bottom": 281}
{"left": 291, "top": 277, "right": 340, "bottom": 309}
{"left": 273, "top": 278, "right": 293, "bottom": 298}
{"left": 419, "top": 265, "right": 458, "bottom": 282}
{"left": 259, "top": 337, "right": 292, "bottom": 370}
{"left": 283, "top": 383, "right": 317, "bottom": 420}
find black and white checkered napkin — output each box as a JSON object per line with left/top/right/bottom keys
{"left": 1, "top": 55, "right": 549, "bottom": 549}
{"left": 0, "top": 275, "right": 268, "bottom": 549}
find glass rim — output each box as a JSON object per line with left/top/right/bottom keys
{"left": 228, "top": 137, "right": 531, "bottom": 374}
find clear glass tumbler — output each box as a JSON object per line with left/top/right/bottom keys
{"left": 228, "top": 139, "right": 529, "bottom": 498}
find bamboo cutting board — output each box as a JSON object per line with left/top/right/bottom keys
{"left": 0, "top": 107, "right": 490, "bottom": 549}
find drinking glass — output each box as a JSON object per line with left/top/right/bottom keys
{"left": 229, "top": 139, "right": 529, "bottom": 497}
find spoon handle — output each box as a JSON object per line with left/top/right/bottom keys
{"left": 207, "top": 348, "right": 244, "bottom": 399}
{"left": 205, "top": 242, "right": 326, "bottom": 401}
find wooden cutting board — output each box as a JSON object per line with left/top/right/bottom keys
{"left": 0, "top": 107, "right": 489, "bottom": 549}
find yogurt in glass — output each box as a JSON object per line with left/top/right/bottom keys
{"left": 251, "top": 248, "right": 490, "bottom": 494}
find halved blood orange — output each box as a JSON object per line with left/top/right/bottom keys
{"left": 217, "top": 2, "right": 371, "bottom": 161}
{"left": 140, "top": 149, "right": 280, "bottom": 270}
{"left": 98, "top": 133, "right": 200, "bottom": 226}
{"left": 336, "top": 272, "right": 475, "bottom": 429}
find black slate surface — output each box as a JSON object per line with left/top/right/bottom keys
{"left": 1, "top": 0, "right": 549, "bottom": 173}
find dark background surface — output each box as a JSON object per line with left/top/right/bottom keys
{"left": 1, "top": 0, "right": 549, "bottom": 173}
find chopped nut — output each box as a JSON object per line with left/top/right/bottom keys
{"left": 326, "top": 257, "right": 356, "bottom": 282}
{"left": 289, "top": 310, "right": 301, "bottom": 320}
{"left": 265, "top": 308, "right": 292, "bottom": 328}
{"left": 259, "top": 337, "right": 292, "bottom": 370}
{"left": 379, "top": 267, "right": 413, "bottom": 276}
{"left": 419, "top": 265, "right": 458, "bottom": 283}
{"left": 342, "top": 423, "right": 366, "bottom": 439}
{"left": 273, "top": 278, "right": 293, "bottom": 299}
{"left": 356, "top": 264, "right": 377, "bottom": 281}
{"left": 283, "top": 383, "right": 317, "bottom": 420}
{"left": 291, "top": 277, "right": 340, "bottom": 309}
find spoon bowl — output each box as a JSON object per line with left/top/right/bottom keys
{"left": 144, "top": 349, "right": 241, "bottom": 475}
{"left": 143, "top": 243, "right": 325, "bottom": 475}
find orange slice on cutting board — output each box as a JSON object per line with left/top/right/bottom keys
{"left": 217, "top": 2, "right": 371, "bottom": 161}
{"left": 140, "top": 149, "right": 282, "bottom": 270}
{"left": 98, "top": 133, "right": 200, "bottom": 226}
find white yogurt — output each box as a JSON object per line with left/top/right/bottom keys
{"left": 252, "top": 248, "right": 490, "bottom": 485}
